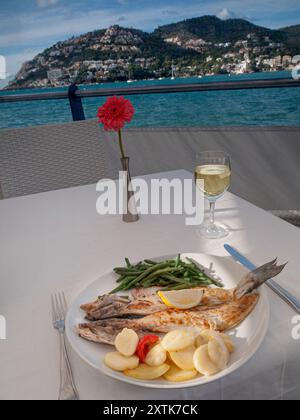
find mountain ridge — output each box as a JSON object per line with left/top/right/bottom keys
{"left": 7, "top": 15, "right": 300, "bottom": 89}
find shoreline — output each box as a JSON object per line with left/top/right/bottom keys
{"left": 1, "top": 69, "right": 290, "bottom": 93}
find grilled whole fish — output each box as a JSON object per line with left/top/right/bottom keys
{"left": 77, "top": 293, "right": 259, "bottom": 344}
{"left": 77, "top": 259, "right": 286, "bottom": 345}
{"left": 81, "top": 287, "right": 236, "bottom": 321}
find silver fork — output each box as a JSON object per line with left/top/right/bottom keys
{"left": 51, "top": 292, "right": 79, "bottom": 401}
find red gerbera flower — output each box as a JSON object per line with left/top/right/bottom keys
{"left": 97, "top": 96, "right": 135, "bottom": 132}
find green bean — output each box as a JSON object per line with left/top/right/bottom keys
{"left": 161, "top": 274, "right": 186, "bottom": 284}
{"left": 116, "top": 275, "right": 128, "bottom": 283}
{"left": 165, "top": 275, "right": 194, "bottom": 286}
{"left": 113, "top": 267, "right": 129, "bottom": 273}
{"left": 122, "top": 262, "right": 171, "bottom": 290}
{"left": 144, "top": 260, "right": 158, "bottom": 265}
{"left": 157, "top": 279, "right": 169, "bottom": 286}
{"left": 162, "top": 284, "right": 189, "bottom": 291}
{"left": 111, "top": 256, "right": 224, "bottom": 293}
{"left": 110, "top": 283, "right": 128, "bottom": 294}
{"left": 116, "top": 270, "right": 143, "bottom": 277}
{"left": 165, "top": 282, "right": 203, "bottom": 291}
{"left": 175, "top": 254, "right": 181, "bottom": 268}
{"left": 209, "top": 278, "right": 223, "bottom": 287}
{"left": 185, "top": 258, "right": 204, "bottom": 272}
{"left": 114, "top": 275, "right": 139, "bottom": 293}
{"left": 142, "top": 279, "right": 158, "bottom": 288}
{"left": 146, "top": 267, "right": 184, "bottom": 281}
{"left": 125, "top": 258, "right": 132, "bottom": 268}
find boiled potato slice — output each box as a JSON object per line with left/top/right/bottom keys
{"left": 114, "top": 328, "right": 139, "bottom": 357}
{"left": 145, "top": 344, "right": 167, "bottom": 367}
{"left": 195, "top": 334, "right": 209, "bottom": 347}
{"left": 198, "top": 330, "right": 235, "bottom": 354}
{"left": 169, "top": 345, "right": 196, "bottom": 370}
{"left": 104, "top": 351, "right": 139, "bottom": 372}
{"left": 164, "top": 363, "right": 198, "bottom": 382}
{"left": 124, "top": 363, "right": 170, "bottom": 380}
{"left": 199, "top": 329, "right": 219, "bottom": 342}
{"left": 193, "top": 345, "right": 220, "bottom": 376}
{"left": 161, "top": 330, "right": 194, "bottom": 352}
{"left": 166, "top": 351, "right": 173, "bottom": 363}
{"left": 220, "top": 334, "right": 235, "bottom": 353}
{"left": 208, "top": 338, "right": 229, "bottom": 370}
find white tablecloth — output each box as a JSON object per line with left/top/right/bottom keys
{"left": 0, "top": 170, "right": 300, "bottom": 400}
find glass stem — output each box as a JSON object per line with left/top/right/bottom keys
{"left": 209, "top": 201, "right": 215, "bottom": 226}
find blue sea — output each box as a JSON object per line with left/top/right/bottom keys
{"left": 0, "top": 71, "right": 299, "bottom": 129}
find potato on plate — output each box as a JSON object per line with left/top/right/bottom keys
{"left": 144, "top": 344, "right": 167, "bottom": 367}
{"left": 104, "top": 351, "right": 139, "bottom": 372}
{"left": 196, "top": 329, "right": 218, "bottom": 346}
{"left": 161, "top": 329, "right": 194, "bottom": 352}
{"left": 207, "top": 338, "right": 229, "bottom": 370}
{"left": 193, "top": 345, "right": 220, "bottom": 376}
{"left": 169, "top": 345, "right": 196, "bottom": 370}
{"left": 164, "top": 363, "right": 198, "bottom": 382}
{"left": 195, "top": 334, "right": 208, "bottom": 348}
{"left": 114, "top": 328, "right": 139, "bottom": 357}
{"left": 196, "top": 330, "right": 235, "bottom": 354}
{"left": 124, "top": 363, "right": 170, "bottom": 380}
{"left": 220, "top": 333, "right": 235, "bottom": 353}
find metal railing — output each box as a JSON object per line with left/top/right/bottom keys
{"left": 1, "top": 77, "right": 300, "bottom": 122}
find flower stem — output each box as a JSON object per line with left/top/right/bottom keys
{"left": 118, "top": 130, "right": 126, "bottom": 159}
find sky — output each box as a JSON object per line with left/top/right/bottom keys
{"left": 1, "top": 0, "right": 300, "bottom": 84}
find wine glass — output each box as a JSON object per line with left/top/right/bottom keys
{"left": 195, "top": 151, "right": 231, "bottom": 239}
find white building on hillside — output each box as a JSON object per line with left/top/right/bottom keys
{"left": 47, "top": 69, "right": 63, "bottom": 82}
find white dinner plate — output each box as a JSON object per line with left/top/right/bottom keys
{"left": 66, "top": 253, "right": 270, "bottom": 389}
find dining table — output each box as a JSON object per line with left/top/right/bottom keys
{"left": 0, "top": 169, "right": 299, "bottom": 400}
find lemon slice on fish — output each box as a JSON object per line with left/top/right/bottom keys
{"left": 157, "top": 289, "right": 204, "bottom": 309}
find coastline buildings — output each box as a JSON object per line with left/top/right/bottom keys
{"left": 47, "top": 69, "right": 63, "bottom": 83}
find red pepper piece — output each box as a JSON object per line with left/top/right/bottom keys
{"left": 136, "top": 335, "right": 159, "bottom": 363}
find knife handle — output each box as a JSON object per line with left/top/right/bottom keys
{"left": 266, "top": 279, "right": 300, "bottom": 314}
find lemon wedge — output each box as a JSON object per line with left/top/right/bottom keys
{"left": 157, "top": 289, "right": 204, "bottom": 309}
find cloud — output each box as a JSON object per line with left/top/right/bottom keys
{"left": 0, "top": 49, "right": 42, "bottom": 88}
{"left": 216, "top": 7, "right": 254, "bottom": 22}
{"left": 117, "top": 0, "right": 128, "bottom": 5}
{"left": 36, "top": 0, "right": 59, "bottom": 8}
{"left": 217, "top": 8, "right": 237, "bottom": 20}
{"left": 162, "top": 10, "right": 179, "bottom": 16}
{"left": 0, "top": 4, "right": 201, "bottom": 49}
{"left": 4, "top": 48, "right": 43, "bottom": 76}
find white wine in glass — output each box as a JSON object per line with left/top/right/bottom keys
{"left": 195, "top": 151, "right": 231, "bottom": 239}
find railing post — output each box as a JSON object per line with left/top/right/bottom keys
{"left": 68, "top": 84, "right": 85, "bottom": 121}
